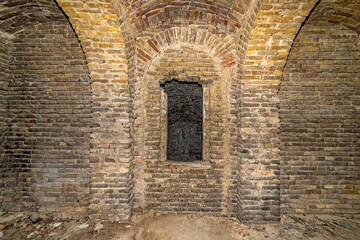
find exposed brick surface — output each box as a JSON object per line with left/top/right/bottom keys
{"left": 235, "top": 0, "right": 261, "bottom": 223}
{"left": 311, "top": 0, "right": 360, "bottom": 35}
{"left": 0, "top": 33, "right": 12, "bottom": 206}
{"left": 1, "top": 1, "right": 91, "bottom": 216}
{"left": 136, "top": 27, "right": 236, "bottom": 75}
{"left": 0, "top": 0, "right": 64, "bottom": 34}
{"left": 237, "top": 0, "right": 319, "bottom": 222}
{"left": 114, "top": 0, "right": 251, "bottom": 34}
{"left": 0, "top": 0, "right": 359, "bottom": 224}
{"left": 57, "top": 0, "right": 136, "bottom": 221}
{"left": 139, "top": 45, "right": 234, "bottom": 215}
{"left": 132, "top": 24, "right": 237, "bottom": 217}
{"left": 280, "top": 14, "right": 360, "bottom": 216}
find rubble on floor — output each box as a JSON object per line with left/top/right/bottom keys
{"left": 0, "top": 211, "right": 359, "bottom": 240}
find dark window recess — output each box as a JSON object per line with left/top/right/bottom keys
{"left": 161, "top": 79, "right": 203, "bottom": 161}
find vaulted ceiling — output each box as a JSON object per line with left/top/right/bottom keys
{"left": 112, "top": 0, "right": 259, "bottom": 35}
{"left": 1, "top": 0, "right": 359, "bottom": 36}
{"left": 309, "top": 0, "right": 360, "bottom": 34}
{"left": 0, "top": 0, "right": 64, "bottom": 34}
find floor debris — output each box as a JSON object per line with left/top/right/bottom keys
{"left": 0, "top": 212, "right": 358, "bottom": 240}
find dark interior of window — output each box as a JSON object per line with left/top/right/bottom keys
{"left": 161, "top": 79, "right": 203, "bottom": 161}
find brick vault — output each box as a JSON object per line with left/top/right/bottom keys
{"left": 0, "top": 0, "right": 359, "bottom": 223}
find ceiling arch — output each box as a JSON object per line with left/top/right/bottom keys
{"left": 308, "top": 0, "right": 360, "bottom": 34}
{"left": 0, "top": 0, "right": 64, "bottom": 34}
{"left": 111, "top": 0, "right": 257, "bottom": 35}
{"left": 136, "top": 26, "right": 236, "bottom": 80}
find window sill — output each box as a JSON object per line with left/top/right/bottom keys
{"left": 158, "top": 161, "right": 211, "bottom": 170}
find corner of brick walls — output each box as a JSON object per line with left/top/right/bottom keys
{"left": 0, "top": 32, "right": 12, "bottom": 208}
{"left": 56, "top": 0, "right": 137, "bottom": 222}
{"left": 280, "top": 20, "right": 360, "bottom": 216}
{"left": 87, "top": 27, "right": 136, "bottom": 222}
{"left": 2, "top": 17, "right": 91, "bottom": 216}
{"left": 235, "top": 0, "right": 281, "bottom": 223}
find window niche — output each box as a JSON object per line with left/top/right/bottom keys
{"left": 160, "top": 79, "right": 203, "bottom": 162}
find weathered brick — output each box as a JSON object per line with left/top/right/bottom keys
{"left": 1, "top": 0, "right": 359, "bottom": 225}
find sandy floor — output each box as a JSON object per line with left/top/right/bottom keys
{"left": 0, "top": 211, "right": 359, "bottom": 239}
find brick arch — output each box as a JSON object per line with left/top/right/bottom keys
{"left": 112, "top": 0, "right": 253, "bottom": 34}
{"left": 0, "top": 0, "right": 64, "bottom": 34}
{"left": 324, "top": 13, "right": 360, "bottom": 34}
{"left": 56, "top": 0, "right": 136, "bottom": 222}
{"left": 237, "top": 0, "right": 320, "bottom": 222}
{"left": 136, "top": 27, "right": 236, "bottom": 79}
{"left": 310, "top": 0, "right": 360, "bottom": 34}
{"left": 144, "top": 43, "right": 228, "bottom": 86}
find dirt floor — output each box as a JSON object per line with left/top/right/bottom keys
{"left": 0, "top": 211, "right": 359, "bottom": 240}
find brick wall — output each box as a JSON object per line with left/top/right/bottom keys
{"left": 235, "top": 0, "right": 261, "bottom": 223}
{"left": 236, "top": 0, "right": 319, "bottom": 223}
{"left": 1, "top": 8, "right": 91, "bottom": 215}
{"left": 141, "top": 45, "right": 233, "bottom": 215}
{"left": 280, "top": 19, "right": 360, "bottom": 215}
{"left": 132, "top": 26, "right": 237, "bottom": 216}
{"left": 57, "top": 0, "right": 136, "bottom": 222}
{"left": 0, "top": 0, "right": 358, "bottom": 223}
{"left": 0, "top": 32, "right": 11, "bottom": 206}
